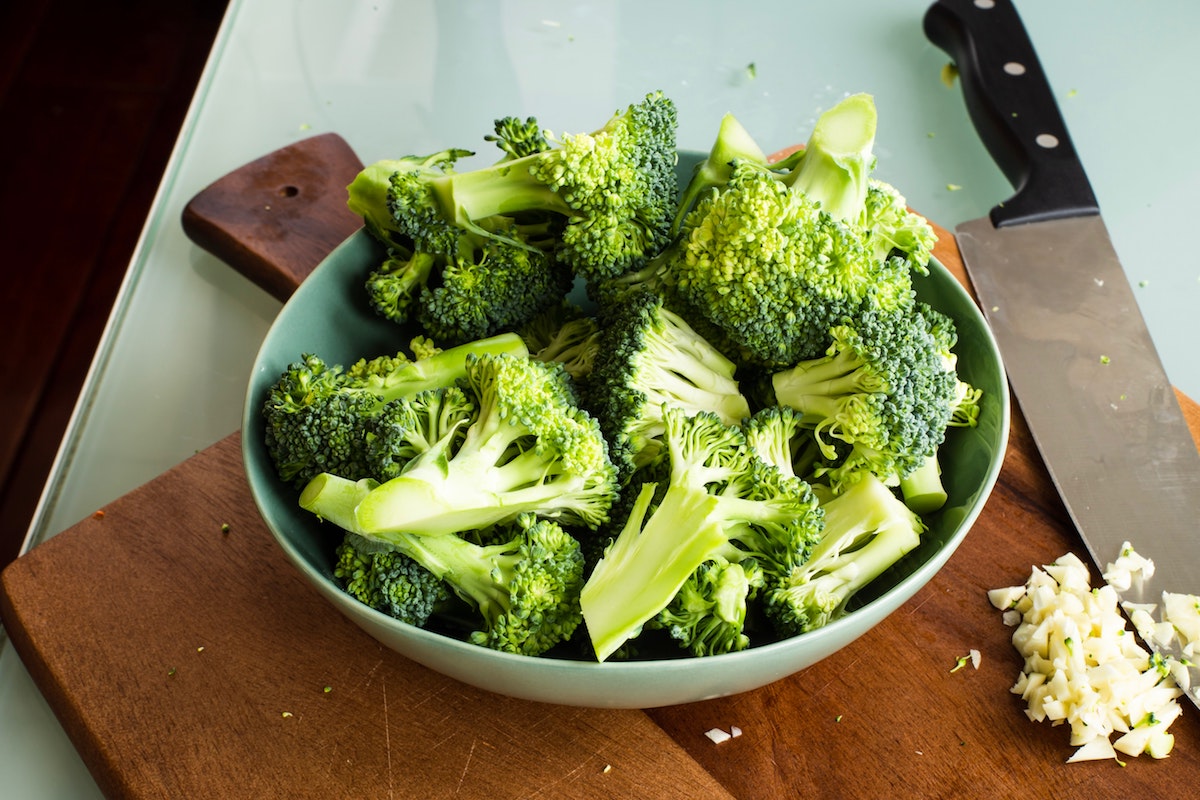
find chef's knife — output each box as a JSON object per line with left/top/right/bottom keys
{"left": 924, "top": 0, "right": 1200, "bottom": 702}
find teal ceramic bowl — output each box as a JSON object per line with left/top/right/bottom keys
{"left": 242, "top": 157, "right": 1010, "bottom": 709}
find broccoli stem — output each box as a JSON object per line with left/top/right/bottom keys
{"left": 674, "top": 113, "right": 768, "bottom": 234}
{"left": 580, "top": 483, "right": 729, "bottom": 661}
{"left": 430, "top": 155, "right": 571, "bottom": 227}
{"left": 782, "top": 92, "right": 877, "bottom": 223}
{"left": 771, "top": 347, "right": 888, "bottom": 407}
{"left": 898, "top": 455, "right": 947, "bottom": 514}
{"left": 299, "top": 474, "right": 376, "bottom": 532}
{"left": 776, "top": 474, "right": 923, "bottom": 632}
{"left": 366, "top": 333, "right": 528, "bottom": 407}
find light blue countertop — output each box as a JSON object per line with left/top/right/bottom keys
{"left": 3, "top": 1, "right": 1198, "bottom": 794}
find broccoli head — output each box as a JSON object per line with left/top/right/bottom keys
{"left": 764, "top": 472, "right": 925, "bottom": 636}
{"left": 580, "top": 407, "right": 822, "bottom": 661}
{"left": 391, "top": 92, "right": 678, "bottom": 285}
{"left": 349, "top": 148, "right": 573, "bottom": 343}
{"left": 895, "top": 303, "right": 984, "bottom": 513}
{"left": 636, "top": 93, "right": 935, "bottom": 370}
{"left": 334, "top": 532, "right": 452, "bottom": 627}
{"left": 261, "top": 333, "right": 527, "bottom": 488}
{"left": 587, "top": 291, "right": 752, "bottom": 484}
{"left": 651, "top": 556, "right": 766, "bottom": 657}
{"left": 769, "top": 304, "right": 959, "bottom": 492}
{"left": 331, "top": 513, "right": 584, "bottom": 656}
{"left": 299, "top": 352, "right": 618, "bottom": 538}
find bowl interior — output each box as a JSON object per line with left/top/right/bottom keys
{"left": 241, "top": 152, "right": 1010, "bottom": 707}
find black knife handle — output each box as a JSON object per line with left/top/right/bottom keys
{"left": 923, "top": 0, "right": 1099, "bottom": 227}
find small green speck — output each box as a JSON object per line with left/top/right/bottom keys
{"left": 323, "top": 685, "right": 333, "bottom": 694}
{"left": 950, "top": 655, "right": 970, "bottom": 673}
{"left": 927, "top": 132, "right": 936, "bottom": 138}
{"left": 1138, "top": 280, "right": 1149, "bottom": 288}
{"left": 1067, "top": 89, "right": 1078, "bottom": 98}
{"left": 299, "top": 122, "right": 312, "bottom": 131}
{"left": 168, "top": 667, "right": 177, "bottom": 677}
{"left": 835, "top": 714, "right": 843, "bottom": 722}
{"left": 745, "top": 62, "right": 757, "bottom": 79}
{"left": 1100, "top": 355, "right": 1111, "bottom": 364}
{"left": 221, "top": 523, "right": 231, "bottom": 534}
{"left": 282, "top": 711, "right": 294, "bottom": 718}
{"left": 946, "top": 183, "right": 962, "bottom": 192}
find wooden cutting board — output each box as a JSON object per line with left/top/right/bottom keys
{"left": 4, "top": 133, "right": 1199, "bottom": 799}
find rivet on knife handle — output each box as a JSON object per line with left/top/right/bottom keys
{"left": 923, "top": 0, "right": 1098, "bottom": 227}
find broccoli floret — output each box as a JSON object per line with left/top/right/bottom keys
{"left": 384, "top": 92, "right": 678, "bottom": 285}
{"left": 299, "top": 353, "right": 618, "bottom": 537}
{"left": 366, "top": 221, "right": 573, "bottom": 344}
{"left": 632, "top": 93, "right": 934, "bottom": 369}
{"left": 262, "top": 333, "right": 527, "bottom": 488}
{"left": 332, "top": 513, "right": 584, "bottom": 656}
{"left": 484, "top": 115, "right": 551, "bottom": 160}
{"left": 587, "top": 291, "right": 752, "bottom": 484}
{"left": 334, "top": 532, "right": 452, "bottom": 627}
{"left": 672, "top": 112, "right": 771, "bottom": 235}
{"left": 518, "top": 300, "right": 602, "bottom": 382}
{"left": 349, "top": 149, "right": 573, "bottom": 344}
{"left": 742, "top": 404, "right": 829, "bottom": 495}
{"left": 763, "top": 472, "right": 925, "bottom": 636}
{"left": 861, "top": 178, "right": 937, "bottom": 278}
{"left": 365, "top": 385, "right": 478, "bottom": 481}
{"left": 896, "top": 304, "right": 983, "bottom": 513}
{"left": 769, "top": 304, "right": 959, "bottom": 492}
{"left": 580, "top": 407, "right": 822, "bottom": 661}
{"left": 650, "top": 556, "right": 766, "bottom": 657}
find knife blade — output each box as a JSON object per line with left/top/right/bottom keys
{"left": 924, "top": 0, "right": 1200, "bottom": 702}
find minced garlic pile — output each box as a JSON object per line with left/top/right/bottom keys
{"left": 988, "top": 547, "right": 1188, "bottom": 763}
{"left": 1104, "top": 543, "right": 1200, "bottom": 697}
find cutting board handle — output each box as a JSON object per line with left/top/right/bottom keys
{"left": 181, "top": 133, "right": 366, "bottom": 302}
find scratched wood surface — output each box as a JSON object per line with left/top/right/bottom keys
{"left": 2, "top": 134, "right": 1199, "bottom": 799}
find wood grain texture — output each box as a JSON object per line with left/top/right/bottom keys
{"left": 0, "top": 435, "right": 732, "bottom": 800}
{"left": 4, "top": 138, "right": 1200, "bottom": 798}
{"left": 181, "top": 133, "right": 366, "bottom": 301}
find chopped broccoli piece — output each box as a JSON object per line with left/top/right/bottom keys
{"left": 359, "top": 92, "right": 678, "bottom": 289}
{"left": 614, "top": 93, "right": 935, "bottom": 370}
{"left": 651, "top": 556, "right": 766, "bottom": 657}
{"left": 764, "top": 472, "right": 925, "bottom": 636}
{"left": 580, "top": 407, "right": 822, "bottom": 661}
{"left": 349, "top": 147, "right": 573, "bottom": 344}
{"left": 587, "top": 291, "right": 752, "bottom": 484}
{"left": 897, "top": 304, "right": 983, "bottom": 513}
{"left": 299, "top": 353, "right": 618, "bottom": 537}
{"left": 261, "top": 333, "right": 527, "bottom": 487}
{"left": 332, "top": 513, "right": 584, "bottom": 656}
{"left": 334, "top": 532, "right": 451, "bottom": 627}
{"left": 769, "top": 304, "right": 959, "bottom": 491}
{"left": 518, "top": 300, "right": 602, "bottom": 382}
